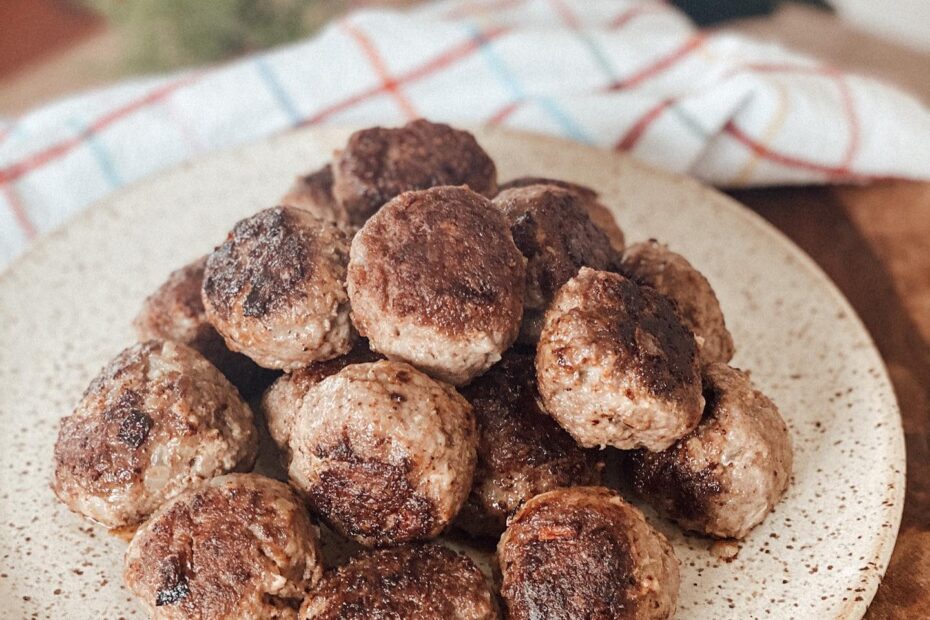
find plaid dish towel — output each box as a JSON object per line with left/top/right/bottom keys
{"left": 2, "top": 0, "right": 930, "bottom": 267}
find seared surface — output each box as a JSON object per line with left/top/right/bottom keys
{"left": 457, "top": 351, "right": 601, "bottom": 537}
{"left": 261, "top": 340, "right": 382, "bottom": 465}
{"left": 280, "top": 165, "right": 355, "bottom": 231}
{"left": 622, "top": 240, "right": 735, "bottom": 364}
{"left": 348, "top": 186, "right": 524, "bottom": 385}
{"left": 134, "top": 256, "right": 279, "bottom": 397}
{"left": 493, "top": 184, "right": 620, "bottom": 343}
{"left": 628, "top": 363, "right": 793, "bottom": 539}
{"left": 498, "top": 486, "right": 679, "bottom": 620}
{"left": 536, "top": 267, "right": 704, "bottom": 451}
{"left": 124, "top": 474, "right": 323, "bottom": 620}
{"left": 52, "top": 340, "right": 257, "bottom": 529}
{"left": 203, "top": 206, "right": 353, "bottom": 370}
{"left": 332, "top": 120, "right": 497, "bottom": 223}
{"left": 498, "top": 176, "right": 625, "bottom": 252}
{"left": 300, "top": 543, "right": 499, "bottom": 619}
{"left": 287, "top": 360, "right": 477, "bottom": 547}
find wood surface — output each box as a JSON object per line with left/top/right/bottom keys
{"left": 0, "top": 0, "right": 101, "bottom": 78}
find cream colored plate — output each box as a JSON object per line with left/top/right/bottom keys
{"left": 0, "top": 127, "right": 904, "bottom": 619}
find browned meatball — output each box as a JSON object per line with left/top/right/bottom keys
{"left": 134, "top": 256, "right": 279, "bottom": 398}
{"left": 287, "top": 360, "right": 477, "bottom": 547}
{"left": 493, "top": 184, "right": 621, "bottom": 343}
{"left": 203, "top": 206, "right": 353, "bottom": 371}
{"left": 124, "top": 474, "right": 323, "bottom": 620}
{"left": 536, "top": 267, "right": 704, "bottom": 451}
{"left": 498, "top": 487, "right": 679, "bottom": 620}
{"left": 498, "top": 176, "right": 625, "bottom": 252}
{"left": 52, "top": 341, "right": 257, "bottom": 529}
{"left": 260, "top": 339, "right": 382, "bottom": 465}
{"left": 456, "top": 351, "right": 602, "bottom": 538}
{"left": 300, "top": 544, "right": 499, "bottom": 619}
{"left": 348, "top": 186, "right": 525, "bottom": 385}
{"left": 280, "top": 164, "right": 355, "bottom": 232}
{"left": 332, "top": 119, "right": 497, "bottom": 223}
{"left": 627, "top": 363, "right": 793, "bottom": 539}
{"left": 622, "top": 240, "right": 735, "bottom": 364}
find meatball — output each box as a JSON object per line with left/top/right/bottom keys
{"left": 260, "top": 340, "right": 382, "bottom": 465}
{"left": 287, "top": 360, "right": 477, "bottom": 547}
{"left": 52, "top": 340, "right": 257, "bottom": 529}
{"left": 301, "top": 543, "right": 499, "bottom": 619}
{"left": 456, "top": 351, "right": 602, "bottom": 538}
{"left": 280, "top": 164, "right": 355, "bottom": 232}
{"left": 203, "top": 206, "right": 354, "bottom": 371}
{"left": 621, "top": 240, "right": 735, "bottom": 364}
{"left": 348, "top": 186, "right": 525, "bottom": 385}
{"left": 498, "top": 486, "right": 679, "bottom": 620}
{"left": 536, "top": 267, "right": 704, "bottom": 451}
{"left": 627, "top": 363, "right": 793, "bottom": 539}
{"left": 493, "top": 184, "right": 621, "bottom": 343}
{"left": 498, "top": 176, "right": 625, "bottom": 252}
{"left": 134, "top": 256, "right": 280, "bottom": 398}
{"left": 124, "top": 474, "right": 323, "bottom": 620}
{"left": 332, "top": 119, "right": 497, "bottom": 223}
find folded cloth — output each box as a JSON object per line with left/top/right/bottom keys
{"left": 2, "top": 0, "right": 929, "bottom": 266}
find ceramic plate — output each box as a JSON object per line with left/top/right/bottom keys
{"left": 0, "top": 127, "right": 905, "bottom": 619}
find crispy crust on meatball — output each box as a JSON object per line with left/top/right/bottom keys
{"left": 52, "top": 341, "right": 258, "bottom": 529}
{"left": 280, "top": 165, "right": 356, "bottom": 232}
{"left": 134, "top": 256, "right": 280, "bottom": 397}
{"left": 622, "top": 240, "right": 735, "bottom": 364}
{"left": 332, "top": 120, "right": 497, "bottom": 223}
{"left": 536, "top": 267, "right": 704, "bottom": 451}
{"left": 287, "top": 360, "right": 477, "bottom": 547}
{"left": 493, "top": 184, "right": 621, "bottom": 343}
{"left": 300, "top": 544, "right": 499, "bottom": 619}
{"left": 456, "top": 351, "right": 602, "bottom": 537}
{"left": 498, "top": 176, "right": 625, "bottom": 253}
{"left": 260, "top": 340, "right": 382, "bottom": 465}
{"left": 628, "top": 363, "right": 793, "bottom": 539}
{"left": 348, "top": 186, "right": 525, "bottom": 385}
{"left": 124, "top": 474, "right": 323, "bottom": 620}
{"left": 203, "top": 206, "right": 354, "bottom": 371}
{"left": 498, "top": 486, "right": 679, "bottom": 620}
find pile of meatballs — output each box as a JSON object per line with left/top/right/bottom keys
{"left": 52, "top": 120, "right": 793, "bottom": 619}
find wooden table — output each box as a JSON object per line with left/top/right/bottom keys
{"left": 3, "top": 2, "right": 929, "bottom": 616}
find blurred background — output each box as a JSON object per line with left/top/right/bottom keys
{"left": 2, "top": 0, "right": 929, "bottom": 115}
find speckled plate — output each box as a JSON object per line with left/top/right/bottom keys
{"left": 0, "top": 127, "right": 905, "bottom": 619}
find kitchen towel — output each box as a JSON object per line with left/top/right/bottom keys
{"left": 2, "top": 0, "right": 930, "bottom": 266}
